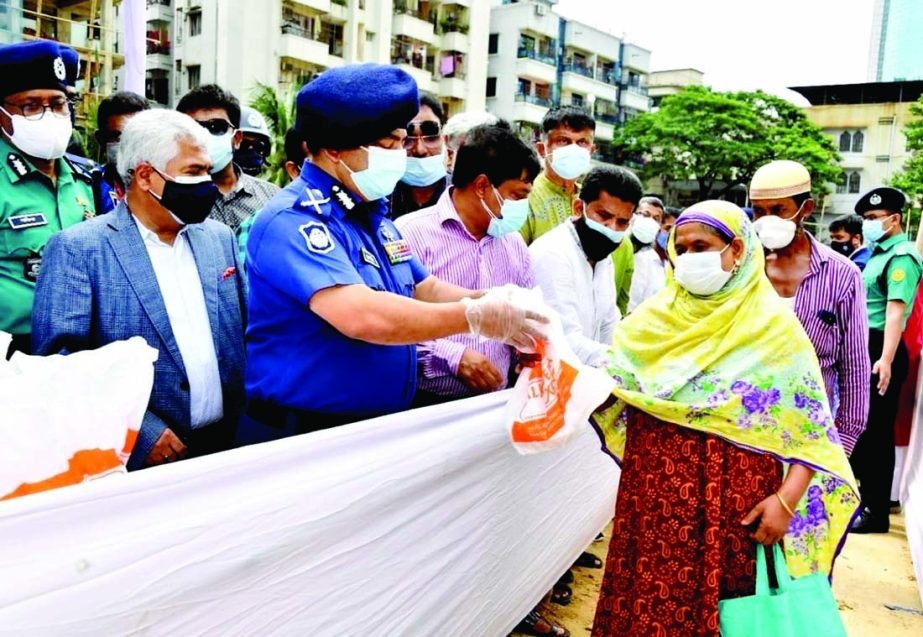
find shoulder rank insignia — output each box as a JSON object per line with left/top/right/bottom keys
{"left": 298, "top": 188, "right": 330, "bottom": 215}
{"left": 7, "top": 153, "right": 28, "bottom": 178}
{"left": 330, "top": 184, "right": 357, "bottom": 212}
{"left": 381, "top": 224, "right": 396, "bottom": 242}
{"left": 299, "top": 221, "right": 335, "bottom": 254}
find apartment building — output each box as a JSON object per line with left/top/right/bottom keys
{"left": 1, "top": 0, "right": 123, "bottom": 121}
{"left": 148, "top": 0, "right": 488, "bottom": 117}
{"left": 645, "top": 68, "right": 704, "bottom": 110}
{"left": 790, "top": 80, "right": 923, "bottom": 217}
{"left": 486, "top": 0, "right": 651, "bottom": 161}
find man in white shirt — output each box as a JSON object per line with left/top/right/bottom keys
{"left": 33, "top": 110, "right": 247, "bottom": 470}
{"left": 531, "top": 166, "right": 642, "bottom": 367}
{"left": 628, "top": 196, "right": 668, "bottom": 312}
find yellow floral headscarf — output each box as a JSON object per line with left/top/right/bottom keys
{"left": 593, "top": 200, "right": 860, "bottom": 577}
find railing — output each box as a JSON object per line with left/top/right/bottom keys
{"left": 515, "top": 93, "right": 552, "bottom": 107}
{"left": 517, "top": 47, "right": 556, "bottom": 67}
{"left": 146, "top": 41, "right": 171, "bottom": 55}
{"left": 438, "top": 19, "right": 469, "bottom": 35}
{"left": 281, "top": 23, "right": 314, "bottom": 40}
{"left": 563, "top": 62, "right": 593, "bottom": 79}
{"left": 146, "top": 0, "right": 171, "bottom": 7}
{"left": 595, "top": 112, "right": 619, "bottom": 125}
{"left": 622, "top": 84, "right": 649, "bottom": 96}
{"left": 596, "top": 68, "right": 618, "bottom": 85}
{"left": 331, "top": 0, "right": 347, "bottom": 5}
{"left": 394, "top": 2, "right": 430, "bottom": 20}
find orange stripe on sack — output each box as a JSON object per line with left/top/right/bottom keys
{"left": 1, "top": 449, "right": 124, "bottom": 501}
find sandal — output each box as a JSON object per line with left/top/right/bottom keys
{"left": 514, "top": 610, "right": 570, "bottom": 637}
{"left": 551, "top": 582, "right": 572, "bottom": 606}
{"left": 557, "top": 569, "right": 574, "bottom": 585}
{"left": 573, "top": 551, "right": 603, "bottom": 569}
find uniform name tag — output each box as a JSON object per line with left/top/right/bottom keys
{"left": 383, "top": 239, "right": 412, "bottom": 265}
{"left": 24, "top": 256, "right": 41, "bottom": 282}
{"left": 8, "top": 213, "right": 48, "bottom": 230}
{"left": 360, "top": 247, "right": 380, "bottom": 269}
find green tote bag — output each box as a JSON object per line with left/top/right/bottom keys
{"left": 718, "top": 544, "right": 848, "bottom": 637}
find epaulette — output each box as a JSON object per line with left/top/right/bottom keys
{"left": 294, "top": 186, "right": 332, "bottom": 217}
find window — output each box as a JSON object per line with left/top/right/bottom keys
{"left": 852, "top": 131, "right": 864, "bottom": 153}
{"left": 189, "top": 10, "right": 202, "bottom": 37}
{"left": 176, "top": 9, "right": 183, "bottom": 43}
{"left": 571, "top": 93, "right": 584, "bottom": 107}
{"left": 848, "top": 172, "right": 861, "bottom": 194}
{"left": 839, "top": 131, "right": 851, "bottom": 152}
{"left": 187, "top": 65, "right": 201, "bottom": 90}
{"left": 488, "top": 33, "right": 499, "bottom": 54}
{"left": 486, "top": 77, "right": 497, "bottom": 98}
{"left": 835, "top": 173, "right": 847, "bottom": 194}
{"left": 517, "top": 78, "right": 531, "bottom": 95}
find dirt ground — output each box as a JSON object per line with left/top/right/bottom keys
{"left": 513, "top": 512, "right": 922, "bottom": 636}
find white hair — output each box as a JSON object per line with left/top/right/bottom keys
{"left": 443, "top": 111, "right": 500, "bottom": 149}
{"left": 117, "top": 109, "right": 210, "bottom": 186}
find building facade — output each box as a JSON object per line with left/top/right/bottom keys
{"left": 645, "top": 67, "right": 704, "bottom": 110}
{"left": 868, "top": 0, "right": 923, "bottom": 82}
{"left": 485, "top": 0, "right": 651, "bottom": 162}
{"left": 149, "top": 0, "right": 488, "bottom": 116}
{"left": 790, "top": 81, "right": 923, "bottom": 217}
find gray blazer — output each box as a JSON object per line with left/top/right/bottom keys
{"left": 32, "top": 202, "right": 247, "bottom": 469}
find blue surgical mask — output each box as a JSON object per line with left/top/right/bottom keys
{"left": 481, "top": 187, "right": 529, "bottom": 237}
{"left": 656, "top": 230, "right": 669, "bottom": 251}
{"left": 862, "top": 217, "right": 893, "bottom": 244}
{"left": 346, "top": 145, "right": 408, "bottom": 201}
{"left": 206, "top": 131, "right": 234, "bottom": 174}
{"left": 401, "top": 152, "right": 447, "bottom": 187}
{"left": 550, "top": 143, "right": 591, "bottom": 180}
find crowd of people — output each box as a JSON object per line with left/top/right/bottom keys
{"left": 2, "top": 38, "right": 922, "bottom": 636}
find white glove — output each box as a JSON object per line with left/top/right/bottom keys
{"left": 461, "top": 288, "right": 549, "bottom": 352}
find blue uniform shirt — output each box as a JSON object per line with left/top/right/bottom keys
{"left": 246, "top": 161, "right": 429, "bottom": 418}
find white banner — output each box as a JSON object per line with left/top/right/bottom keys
{"left": 121, "top": 0, "right": 146, "bottom": 96}
{"left": 901, "top": 369, "right": 923, "bottom": 606}
{"left": 0, "top": 392, "right": 619, "bottom": 636}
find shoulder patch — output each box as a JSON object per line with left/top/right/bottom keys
{"left": 892, "top": 268, "right": 906, "bottom": 283}
{"left": 299, "top": 221, "right": 335, "bottom": 254}
{"left": 297, "top": 188, "right": 330, "bottom": 215}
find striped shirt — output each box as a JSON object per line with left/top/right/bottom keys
{"left": 791, "top": 234, "right": 870, "bottom": 454}
{"left": 395, "top": 189, "right": 533, "bottom": 398}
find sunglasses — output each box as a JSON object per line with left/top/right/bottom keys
{"left": 197, "top": 118, "right": 236, "bottom": 136}
{"left": 406, "top": 121, "right": 441, "bottom": 137}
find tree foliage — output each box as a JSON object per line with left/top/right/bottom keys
{"left": 889, "top": 95, "right": 923, "bottom": 230}
{"left": 249, "top": 82, "right": 297, "bottom": 187}
{"left": 615, "top": 86, "right": 842, "bottom": 201}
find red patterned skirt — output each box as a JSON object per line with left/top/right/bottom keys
{"left": 592, "top": 409, "right": 782, "bottom": 637}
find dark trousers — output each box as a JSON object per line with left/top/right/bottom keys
{"left": 850, "top": 329, "right": 909, "bottom": 520}
{"left": 6, "top": 334, "right": 31, "bottom": 359}
{"left": 237, "top": 399, "right": 356, "bottom": 447}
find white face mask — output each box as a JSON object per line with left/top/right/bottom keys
{"left": 630, "top": 215, "right": 661, "bottom": 245}
{"left": 752, "top": 205, "right": 803, "bottom": 250}
{"left": 345, "top": 146, "right": 408, "bottom": 201}
{"left": 0, "top": 107, "right": 72, "bottom": 161}
{"left": 549, "top": 143, "right": 591, "bottom": 180}
{"left": 206, "top": 131, "right": 234, "bottom": 174}
{"left": 401, "top": 151, "right": 447, "bottom": 187}
{"left": 674, "top": 244, "right": 734, "bottom": 297}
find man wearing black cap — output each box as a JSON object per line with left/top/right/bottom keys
{"left": 0, "top": 40, "right": 96, "bottom": 357}
{"left": 851, "top": 186, "right": 923, "bottom": 533}
{"left": 240, "top": 63, "right": 547, "bottom": 443}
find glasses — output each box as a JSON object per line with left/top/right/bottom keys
{"left": 407, "top": 121, "right": 441, "bottom": 137}
{"left": 196, "top": 118, "right": 235, "bottom": 136}
{"left": 402, "top": 135, "right": 442, "bottom": 150}
{"left": 3, "top": 98, "right": 70, "bottom": 121}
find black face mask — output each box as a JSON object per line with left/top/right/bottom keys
{"left": 573, "top": 216, "right": 621, "bottom": 261}
{"left": 829, "top": 240, "right": 853, "bottom": 257}
{"left": 234, "top": 147, "right": 267, "bottom": 176}
{"left": 149, "top": 166, "right": 219, "bottom": 225}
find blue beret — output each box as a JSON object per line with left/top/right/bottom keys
{"left": 59, "top": 45, "right": 80, "bottom": 87}
{"left": 295, "top": 63, "right": 420, "bottom": 150}
{"left": 0, "top": 40, "right": 69, "bottom": 99}
{"left": 855, "top": 187, "right": 906, "bottom": 215}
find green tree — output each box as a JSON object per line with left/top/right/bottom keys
{"left": 249, "top": 82, "right": 297, "bottom": 187}
{"left": 615, "top": 86, "right": 841, "bottom": 201}
{"left": 889, "top": 95, "right": 923, "bottom": 234}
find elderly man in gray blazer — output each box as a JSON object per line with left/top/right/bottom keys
{"left": 33, "top": 110, "right": 247, "bottom": 470}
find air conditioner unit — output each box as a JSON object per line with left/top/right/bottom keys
{"left": 535, "top": 5, "right": 547, "bottom": 17}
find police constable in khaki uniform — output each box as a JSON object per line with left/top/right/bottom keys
{"left": 850, "top": 186, "right": 922, "bottom": 533}
{"left": 0, "top": 40, "right": 95, "bottom": 356}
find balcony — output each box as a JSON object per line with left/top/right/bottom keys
{"left": 394, "top": 62, "right": 436, "bottom": 92}
{"left": 620, "top": 85, "right": 650, "bottom": 112}
{"left": 146, "top": 0, "right": 172, "bottom": 23}
{"left": 439, "top": 30, "right": 469, "bottom": 53}
{"left": 595, "top": 121, "right": 615, "bottom": 142}
{"left": 293, "top": 0, "right": 332, "bottom": 12}
{"left": 393, "top": 6, "right": 436, "bottom": 44}
{"left": 280, "top": 26, "right": 333, "bottom": 68}
{"left": 516, "top": 50, "right": 557, "bottom": 85}
{"left": 513, "top": 94, "right": 550, "bottom": 125}
{"left": 439, "top": 76, "right": 466, "bottom": 100}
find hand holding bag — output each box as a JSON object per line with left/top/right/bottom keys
{"left": 718, "top": 544, "right": 847, "bottom": 637}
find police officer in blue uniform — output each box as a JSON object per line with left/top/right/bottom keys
{"left": 241, "top": 64, "right": 546, "bottom": 443}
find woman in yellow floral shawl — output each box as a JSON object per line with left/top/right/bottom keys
{"left": 591, "top": 201, "right": 859, "bottom": 637}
